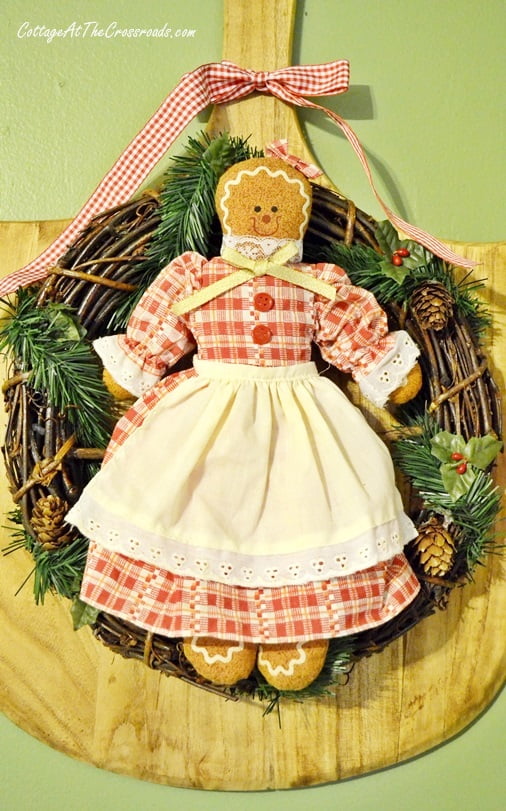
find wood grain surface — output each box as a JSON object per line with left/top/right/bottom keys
{"left": 207, "top": 0, "right": 337, "bottom": 186}
{"left": 0, "top": 0, "right": 504, "bottom": 791}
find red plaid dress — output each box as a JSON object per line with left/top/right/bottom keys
{"left": 67, "top": 252, "right": 421, "bottom": 643}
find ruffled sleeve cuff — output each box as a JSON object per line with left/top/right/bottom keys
{"left": 93, "top": 335, "right": 161, "bottom": 398}
{"left": 354, "top": 330, "right": 420, "bottom": 408}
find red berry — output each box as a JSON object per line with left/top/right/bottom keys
{"left": 391, "top": 254, "right": 404, "bottom": 266}
{"left": 396, "top": 247, "right": 411, "bottom": 257}
{"left": 451, "top": 452, "right": 465, "bottom": 461}
{"left": 456, "top": 462, "right": 468, "bottom": 474}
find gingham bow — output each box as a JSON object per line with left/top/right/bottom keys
{"left": 0, "top": 59, "right": 475, "bottom": 296}
{"left": 204, "top": 60, "right": 351, "bottom": 104}
{"left": 265, "top": 139, "right": 323, "bottom": 179}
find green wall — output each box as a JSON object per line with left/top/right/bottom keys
{"left": 1, "top": 0, "right": 504, "bottom": 808}
{"left": 2, "top": 0, "right": 505, "bottom": 241}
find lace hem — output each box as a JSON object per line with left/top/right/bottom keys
{"left": 355, "top": 330, "right": 420, "bottom": 407}
{"left": 67, "top": 494, "right": 417, "bottom": 587}
{"left": 93, "top": 335, "right": 160, "bottom": 398}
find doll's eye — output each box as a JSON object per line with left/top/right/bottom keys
{"left": 271, "top": 206, "right": 278, "bottom": 212}
{"left": 254, "top": 205, "right": 261, "bottom": 212}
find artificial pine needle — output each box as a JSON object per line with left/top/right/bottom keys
{"left": 0, "top": 288, "right": 112, "bottom": 448}
{"left": 322, "top": 242, "right": 491, "bottom": 340}
{"left": 109, "top": 132, "right": 262, "bottom": 329}
{"left": 394, "top": 416, "right": 502, "bottom": 574}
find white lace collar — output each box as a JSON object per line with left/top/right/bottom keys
{"left": 221, "top": 235, "right": 303, "bottom": 263}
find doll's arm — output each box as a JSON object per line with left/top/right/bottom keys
{"left": 102, "top": 368, "right": 134, "bottom": 400}
{"left": 94, "top": 253, "right": 201, "bottom": 398}
{"left": 389, "top": 362, "right": 422, "bottom": 404}
{"left": 314, "top": 263, "right": 420, "bottom": 407}
{"left": 351, "top": 331, "right": 421, "bottom": 407}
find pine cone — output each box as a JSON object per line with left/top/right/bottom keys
{"left": 31, "top": 495, "right": 75, "bottom": 551}
{"left": 411, "top": 516, "right": 456, "bottom": 577}
{"left": 409, "top": 281, "right": 454, "bottom": 331}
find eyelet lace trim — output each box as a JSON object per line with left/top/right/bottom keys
{"left": 93, "top": 335, "right": 160, "bottom": 398}
{"left": 355, "top": 330, "right": 420, "bottom": 408}
{"left": 67, "top": 495, "right": 417, "bottom": 588}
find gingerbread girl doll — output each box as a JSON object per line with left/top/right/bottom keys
{"left": 67, "top": 153, "right": 422, "bottom": 690}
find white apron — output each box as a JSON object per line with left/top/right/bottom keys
{"left": 67, "top": 359, "right": 416, "bottom": 588}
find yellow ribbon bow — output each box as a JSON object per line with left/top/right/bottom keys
{"left": 171, "top": 243, "right": 336, "bottom": 316}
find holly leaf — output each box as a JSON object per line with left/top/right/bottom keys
{"left": 379, "top": 258, "right": 409, "bottom": 284}
{"left": 375, "top": 220, "right": 400, "bottom": 256}
{"left": 48, "top": 308, "right": 86, "bottom": 343}
{"left": 464, "top": 435, "right": 503, "bottom": 470}
{"left": 430, "top": 431, "right": 466, "bottom": 463}
{"left": 440, "top": 462, "right": 476, "bottom": 501}
{"left": 71, "top": 597, "right": 99, "bottom": 630}
{"left": 397, "top": 244, "right": 428, "bottom": 271}
{"left": 375, "top": 221, "right": 429, "bottom": 283}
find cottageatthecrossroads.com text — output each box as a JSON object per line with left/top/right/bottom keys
{"left": 17, "top": 21, "right": 198, "bottom": 44}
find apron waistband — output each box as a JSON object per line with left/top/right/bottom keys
{"left": 193, "top": 358, "right": 318, "bottom": 381}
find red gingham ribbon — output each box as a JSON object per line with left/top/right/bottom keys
{"left": 0, "top": 59, "right": 476, "bottom": 296}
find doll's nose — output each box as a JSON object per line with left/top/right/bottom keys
{"left": 261, "top": 214, "right": 271, "bottom": 223}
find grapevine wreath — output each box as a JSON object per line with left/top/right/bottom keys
{"left": 0, "top": 131, "right": 502, "bottom": 706}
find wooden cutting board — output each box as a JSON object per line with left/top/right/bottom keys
{"left": 0, "top": 0, "right": 504, "bottom": 791}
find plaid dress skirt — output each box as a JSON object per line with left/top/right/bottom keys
{"left": 68, "top": 358, "right": 420, "bottom": 643}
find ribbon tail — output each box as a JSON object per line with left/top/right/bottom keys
{"left": 171, "top": 269, "right": 251, "bottom": 315}
{"left": 0, "top": 66, "right": 214, "bottom": 297}
{"left": 279, "top": 88, "right": 478, "bottom": 270}
{"left": 321, "top": 107, "right": 479, "bottom": 269}
{"left": 270, "top": 265, "right": 337, "bottom": 299}
{"left": 0, "top": 266, "right": 44, "bottom": 297}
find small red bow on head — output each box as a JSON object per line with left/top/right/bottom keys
{"left": 265, "top": 139, "right": 323, "bottom": 179}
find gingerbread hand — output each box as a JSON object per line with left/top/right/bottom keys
{"left": 389, "top": 362, "right": 422, "bottom": 405}
{"left": 103, "top": 368, "right": 134, "bottom": 401}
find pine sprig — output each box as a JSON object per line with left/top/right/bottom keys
{"left": 154, "top": 132, "right": 262, "bottom": 260}
{"left": 323, "top": 242, "right": 491, "bottom": 340}
{"left": 111, "top": 132, "right": 262, "bottom": 329}
{"left": 2, "top": 509, "right": 35, "bottom": 556}
{"left": 31, "top": 534, "right": 89, "bottom": 604}
{"left": 0, "top": 288, "right": 112, "bottom": 448}
{"left": 2, "top": 509, "right": 88, "bottom": 604}
{"left": 393, "top": 416, "right": 502, "bottom": 573}
{"left": 449, "top": 472, "right": 503, "bottom": 573}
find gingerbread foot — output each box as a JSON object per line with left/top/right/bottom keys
{"left": 183, "top": 636, "right": 257, "bottom": 685}
{"left": 257, "top": 638, "right": 329, "bottom": 691}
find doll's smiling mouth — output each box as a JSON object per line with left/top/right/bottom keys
{"left": 251, "top": 216, "right": 280, "bottom": 236}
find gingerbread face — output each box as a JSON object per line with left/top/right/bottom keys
{"left": 215, "top": 157, "right": 312, "bottom": 241}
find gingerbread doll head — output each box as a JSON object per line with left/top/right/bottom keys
{"left": 215, "top": 157, "right": 312, "bottom": 242}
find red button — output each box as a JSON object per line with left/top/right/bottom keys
{"left": 254, "top": 292, "right": 274, "bottom": 312}
{"left": 252, "top": 324, "right": 272, "bottom": 345}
